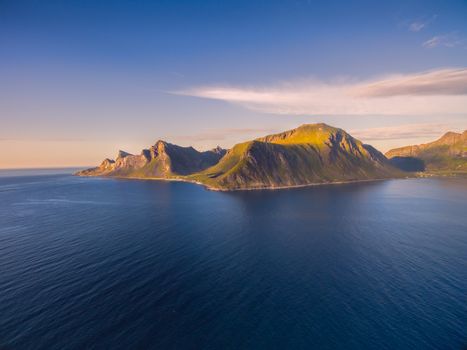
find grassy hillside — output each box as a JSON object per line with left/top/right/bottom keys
{"left": 77, "top": 123, "right": 405, "bottom": 191}
{"left": 386, "top": 131, "right": 467, "bottom": 174}
{"left": 190, "top": 124, "right": 403, "bottom": 190}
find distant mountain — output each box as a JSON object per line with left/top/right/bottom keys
{"left": 76, "top": 141, "right": 226, "bottom": 178}
{"left": 386, "top": 131, "right": 467, "bottom": 174}
{"left": 189, "top": 124, "right": 402, "bottom": 190}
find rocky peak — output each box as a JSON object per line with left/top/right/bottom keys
{"left": 437, "top": 130, "right": 466, "bottom": 145}
{"left": 98, "top": 158, "right": 116, "bottom": 171}
{"left": 149, "top": 140, "right": 168, "bottom": 158}
{"left": 117, "top": 150, "right": 132, "bottom": 159}
{"left": 211, "top": 146, "right": 226, "bottom": 154}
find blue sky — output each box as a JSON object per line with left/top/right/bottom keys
{"left": 1, "top": 0, "right": 466, "bottom": 167}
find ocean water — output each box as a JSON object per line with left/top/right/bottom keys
{"left": 0, "top": 170, "right": 466, "bottom": 350}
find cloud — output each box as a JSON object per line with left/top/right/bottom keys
{"left": 422, "top": 32, "right": 466, "bottom": 48}
{"left": 350, "top": 123, "right": 451, "bottom": 141}
{"left": 353, "top": 68, "right": 467, "bottom": 96}
{"left": 175, "top": 68, "right": 467, "bottom": 116}
{"left": 174, "top": 127, "right": 278, "bottom": 142}
{"left": 407, "top": 15, "right": 436, "bottom": 32}
{"left": 409, "top": 22, "right": 426, "bottom": 32}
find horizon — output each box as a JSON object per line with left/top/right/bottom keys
{"left": 0, "top": 123, "right": 465, "bottom": 170}
{"left": 1, "top": 0, "right": 467, "bottom": 168}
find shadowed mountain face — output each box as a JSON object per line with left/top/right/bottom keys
{"left": 77, "top": 123, "right": 403, "bottom": 190}
{"left": 386, "top": 131, "right": 467, "bottom": 174}
{"left": 388, "top": 157, "right": 426, "bottom": 172}
{"left": 189, "top": 124, "right": 402, "bottom": 190}
{"left": 76, "top": 141, "right": 226, "bottom": 178}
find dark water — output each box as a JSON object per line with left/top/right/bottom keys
{"left": 0, "top": 171, "right": 466, "bottom": 350}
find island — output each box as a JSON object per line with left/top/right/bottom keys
{"left": 76, "top": 123, "right": 466, "bottom": 190}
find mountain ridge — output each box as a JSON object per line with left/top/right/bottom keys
{"left": 77, "top": 123, "right": 405, "bottom": 190}
{"left": 386, "top": 130, "right": 467, "bottom": 173}
{"left": 189, "top": 124, "right": 402, "bottom": 190}
{"left": 77, "top": 140, "right": 226, "bottom": 178}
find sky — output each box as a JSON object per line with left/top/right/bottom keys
{"left": 1, "top": 0, "right": 466, "bottom": 168}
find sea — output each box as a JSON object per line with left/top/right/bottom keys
{"left": 0, "top": 169, "right": 466, "bottom": 349}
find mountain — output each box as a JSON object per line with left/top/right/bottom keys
{"left": 77, "top": 123, "right": 404, "bottom": 190}
{"left": 385, "top": 131, "right": 467, "bottom": 174}
{"left": 188, "top": 124, "right": 402, "bottom": 190}
{"left": 76, "top": 141, "right": 226, "bottom": 178}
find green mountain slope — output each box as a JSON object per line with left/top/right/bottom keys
{"left": 385, "top": 131, "right": 467, "bottom": 174}
{"left": 77, "top": 123, "right": 405, "bottom": 190}
{"left": 190, "top": 124, "right": 402, "bottom": 190}
{"left": 76, "top": 141, "right": 226, "bottom": 178}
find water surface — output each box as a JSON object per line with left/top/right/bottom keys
{"left": 0, "top": 170, "right": 466, "bottom": 349}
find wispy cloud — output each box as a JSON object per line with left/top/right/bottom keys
{"left": 407, "top": 15, "right": 437, "bottom": 32}
{"left": 409, "top": 22, "right": 426, "bottom": 32}
{"left": 422, "top": 32, "right": 466, "bottom": 48}
{"left": 350, "top": 123, "right": 452, "bottom": 141}
{"left": 175, "top": 68, "right": 467, "bottom": 116}
{"left": 352, "top": 68, "right": 467, "bottom": 96}
{"left": 174, "top": 127, "right": 279, "bottom": 142}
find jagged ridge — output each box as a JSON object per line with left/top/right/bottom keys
{"left": 77, "top": 123, "right": 406, "bottom": 190}
{"left": 76, "top": 141, "right": 226, "bottom": 178}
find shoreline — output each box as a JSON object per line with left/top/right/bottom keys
{"left": 204, "top": 177, "right": 401, "bottom": 192}
{"left": 75, "top": 173, "right": 419, "bottom": 192}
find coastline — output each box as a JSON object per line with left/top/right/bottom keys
{"left": 75, "top": 173, "right": 417, "bottom": 192}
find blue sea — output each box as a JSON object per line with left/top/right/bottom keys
{"left": 0, "top": 169, "right": 466, "bottom": 349}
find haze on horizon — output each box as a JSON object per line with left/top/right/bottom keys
{"left": 1, "top": 0, "right": 466, "bottom": 168}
